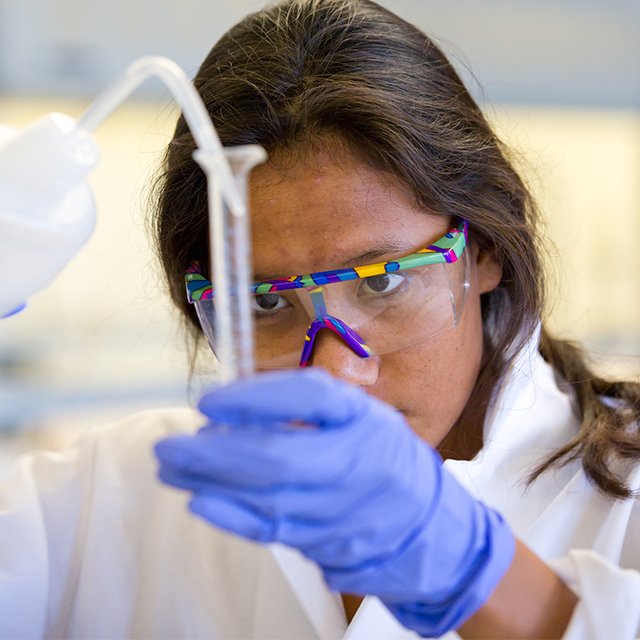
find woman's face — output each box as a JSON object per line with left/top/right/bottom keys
{"left": 248, "top": 148, "right": 501, "bottom": 448}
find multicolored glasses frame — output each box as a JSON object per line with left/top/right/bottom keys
{"left": 185, "top": 220, "right": 468, "bottom": 365}
{"left": 185, "top": 219, "right": 468, "bottom": 305}
{"left": 185, "top": 219, "right": 468, "bottom": 365}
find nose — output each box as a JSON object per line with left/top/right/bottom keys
{"left": 307, "top": 327, "right": 380, "bottom": 386}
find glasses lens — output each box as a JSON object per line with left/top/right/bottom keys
{"left": 193, "top": 250, "right": 469, "bottom": 368}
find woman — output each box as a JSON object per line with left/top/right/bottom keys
{"left": 2, "top": 0, "right": 639, "bottom": 638}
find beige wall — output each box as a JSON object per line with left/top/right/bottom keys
{"left": 493, "top": 106, "right": 640, "bottom": 341}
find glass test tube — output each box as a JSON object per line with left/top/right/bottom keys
{"left": 208, "top": 146, "right": 266, "bottom": 383}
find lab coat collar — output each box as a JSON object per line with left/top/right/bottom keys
{"left": 269, "top": 543, "right": 348, "bottom": 639}
{"left": 269, "top": 543, "right": 423, "bottom": 639}
{"left": 268, "top": 547, "right": 461, "bottom": 639}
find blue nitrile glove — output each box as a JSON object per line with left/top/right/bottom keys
{"left": 154, "top": 368, "right": 514, "bottom": 637}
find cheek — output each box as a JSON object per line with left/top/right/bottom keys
{"left": 380, "top": 291, "right": 484, "bottom": 447}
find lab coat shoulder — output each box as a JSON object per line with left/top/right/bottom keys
{"left": 0, "top": 408, "right": 188, "bottom": 637}
{"left": 0, "top": 407, "right": 275, "bottom": 640}
{"left": 550, "top": 456, "right": 640, "bottom": 639}
{"left": 447, "top": 348, "right": 640, "bottom": 640}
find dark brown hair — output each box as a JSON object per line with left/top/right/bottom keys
{"left": 151, "top": 0, "right": 640, "bottom": 498}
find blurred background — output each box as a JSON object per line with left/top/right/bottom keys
{"left": 1, "top": 0, "right": 639, "bottom": 477}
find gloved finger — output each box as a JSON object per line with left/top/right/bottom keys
{"left": 186, "top": 481, "right": 417, "bottom": 565}
{"left": 159, "top": 459, "right": 368, "bottom": 524}
{"left": 188, "top": 492, "right": 275, "bottom": 543}
{"left": 157, "top": 463, "right": 213, "bottom": 492}
{"left": 154, "top": 426, "right": 357, "bottom": 488}
{"left": 211, "top": 479, "right": 423, "bottom": 559}
{"left": 158, "top": 462, "right": 336, "bottom": 517}
{"left": 188, "top": 487, "right": 339, "bottom": 549}
{"left": 197, "top": 368, "right": 368, "bottom": 429}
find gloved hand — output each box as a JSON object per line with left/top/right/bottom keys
{"left": 154, "top": 368, "right": 514, "bottom": 636}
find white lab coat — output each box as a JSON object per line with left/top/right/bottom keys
{"left": 1, "top": 333, "right": 640, "bottom": 639}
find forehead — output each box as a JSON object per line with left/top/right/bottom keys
{"left": 248, "top": 150, "right": 447, "bottom": 278}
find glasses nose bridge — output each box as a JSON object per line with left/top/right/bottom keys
{"left": 305, "top": 282, "right": 361, "bottom": 320}
{"left": 308, "top": 285, "right": 329, "bottom": 317}
{"left": 298, "top": 285, "right": 371, "bottom": 367}
{"left": 299, "top": 315, "right": 371, "bottom": 367}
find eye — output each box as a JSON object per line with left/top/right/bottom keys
{"left": 359, "top": 273, "right": 407, "bottom": 296}
{"left": 251, "top": 292, "right": 289, "bottom": 316}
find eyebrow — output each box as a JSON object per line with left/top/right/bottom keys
{"left": 253, "top": 242, "right": 409, "bottom": 282}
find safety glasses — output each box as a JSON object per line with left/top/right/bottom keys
{"left": 186, "top": 220, "right": 469, "bottom": 368}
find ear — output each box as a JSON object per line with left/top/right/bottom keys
{"left": 475, "top": 247, "right": 502, "bottom": 294}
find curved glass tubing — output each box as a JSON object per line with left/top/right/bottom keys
{"left": 185, "top": 220, "right": 469, "bottom": 368}
{"left": 77, "top": 56, "right": 265, "bottom": 382}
